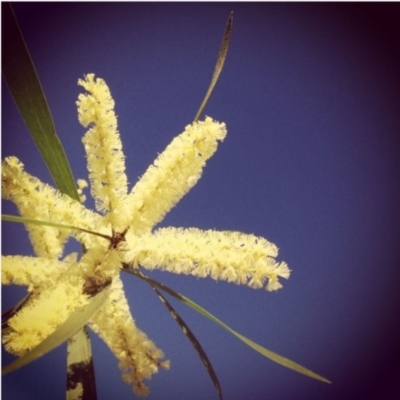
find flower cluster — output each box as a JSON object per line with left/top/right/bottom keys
{"left": 2, "top": 74, "right": 290, "bottom": 395}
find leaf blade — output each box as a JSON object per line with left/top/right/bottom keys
{"left": 124, "top": 268, "right": 331, "bottom": 384}
{"left": 193, "top": 12, "right": 233, "bottom": 122}
{"left": 2, "top": 3, "right": 79, "bottom": 200}
{"left": 152, "top": 287, "right": 223, "bottom": 400}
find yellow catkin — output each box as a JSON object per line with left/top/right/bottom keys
{"left": 127, "top": 227, "right": 290, "bottom": 291}
{"left": 89, "top": 276, "right": 168, "bottom": 396}
{"left": 125, "top": 117, "right": 227, "bottom": 234}
{"left": 1, "top": 157, "right": 104, "bottom": 253}
{"left": 3, "top": 280, "right": 88, "bottom": 356}
{"left": 1, "top": 256, "right": 68, "bottom": 287}
{"left": 77, "top": 74, "right": 128, "bottom": 231}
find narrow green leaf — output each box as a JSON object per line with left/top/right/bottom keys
{"left": 2, "top": 286, "right": 110, "bottom": 376}
{"left": 152, "top": 287, "right": 223, "bottom": 400}
{"left": 123, "top": 268, "right": 331, "bottom": 384}
{"left": 193, "top": 12, "right": 233, "bottom": 122}
{"left": 2, "top": 3, "right": 79, "bottom": 200}
{"left": 66, "top": 327, "right": 97, "bottom": 400}
{"left": 1, "top": 214, "right": 112, "bottom": 241}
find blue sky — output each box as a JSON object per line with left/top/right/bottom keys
{"left": 2, "top": 3, "right": 400, "bottom": 400}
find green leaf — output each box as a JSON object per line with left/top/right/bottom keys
{"left": 124, "top": 268, "right": 331, "bottom": 384}
{"left": 2, "top": 286, "right": 110, "bottom": 376}
{"left": 193, "top": 12, "right": 233, "bottom": 122}
{"left": 1, "top": 214, "right": 112, "bottom": 241}
{"left": 152, "top": 287, "right": 223, "bottom": 400}
{"left": 2, "top": 3, "right": 79, "bottom": 200}
{"left": 66, "top": 327, "right": 97, "bottom": 400}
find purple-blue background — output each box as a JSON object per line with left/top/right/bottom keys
{"left": 2, "top": 3, "right": 400, "bottom": 400}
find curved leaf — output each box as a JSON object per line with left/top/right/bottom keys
{"left": 124, "top": 268, "right": 331, "bottom": 384}
{"left": 152, "top": 287, "right": 222, "bottom": 400}
{"left": 2, "top": 3, "right": 78, "bottom": 200}
{"left": 193, "top": 12, "right": 233, "bottom": 122}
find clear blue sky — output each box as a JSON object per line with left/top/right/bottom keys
{"left": 2, "top": 3, "right": 400, "bottom": 400}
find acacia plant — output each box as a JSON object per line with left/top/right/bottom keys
{"left": 2, "top": 6, "right": 330, "bottom": 399}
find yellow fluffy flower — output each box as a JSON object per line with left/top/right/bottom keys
{"left": 2, "top": 74, "right": 289, "bottom": 395}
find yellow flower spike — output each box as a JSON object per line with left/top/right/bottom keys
{"left": 89, "top": 276, "right": 168, "bottom": 396}
{"left": 125, "top": 117, "right": 227, "bottom": 234}
{"left": 3, "top": 280, "right": 88, "bottom": 356}
{"left": 126, "top": 227, "right": 290, "bottom": 291}
{"left": 77, "top": 74, "right": 128, "bottom": 232}
{"left": 1, "top": 157, "right": 104, "bottom": 252}
{"left": 1, "top": 157, "right": 68, "bottom": 258}
{"left": 1, "top": 256, "right": 68, "bottom": 288}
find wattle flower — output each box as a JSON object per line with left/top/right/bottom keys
{"left": 2, "top": 74, "right": 289, "bottom": 396}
